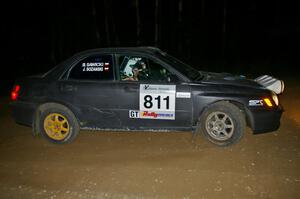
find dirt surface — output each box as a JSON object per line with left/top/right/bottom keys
{"left": 0, "top": 82, "right": 299, "bottom": 199}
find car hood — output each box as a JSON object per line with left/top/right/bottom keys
{"left": 199, "top": 71, "right": 264, "bottom": 89}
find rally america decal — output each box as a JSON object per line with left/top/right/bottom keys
{"left": 129, "top": 84, "right": 176, "bottom": 120}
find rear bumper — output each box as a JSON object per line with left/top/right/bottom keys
{"left": 247, "top": 105, "right": 283, "bottom": 134}
{"left": 10, "top": 101, "right": 37, "bottom": 127}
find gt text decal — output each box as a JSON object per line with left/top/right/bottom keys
{"left": 129, "top": 110, "right": 140, "bottom": 118}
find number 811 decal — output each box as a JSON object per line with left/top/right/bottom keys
{"left": 143, "top": 95, "right": 170, "bottom": 109}
{"left": 130, "top": 84, "right": 176, "bottom": 120}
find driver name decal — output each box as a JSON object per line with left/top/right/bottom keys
{"left": 82, "top": 62, "right": 107, "bottom": 71}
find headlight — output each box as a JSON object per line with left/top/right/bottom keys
{"left": 271, "top": 92, "right": 279, "bottom": 106}
{"left": 280, "top": 80, "right": 285, "bottom": 93}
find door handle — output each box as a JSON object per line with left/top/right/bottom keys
{"left": 61, "top": 85, "right": 75, "bottom": 91}
{"left": 124, "top": 86, "right": 138, "bottom": 92}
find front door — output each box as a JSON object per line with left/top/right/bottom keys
{"left": 115, "top": 54, "right": 193, "bottom": 130}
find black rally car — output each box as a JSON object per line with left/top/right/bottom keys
{"left": 10, "top": 47, "right": 284, "bottom": 146}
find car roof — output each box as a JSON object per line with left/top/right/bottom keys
{"left": 73, "top": 46, "right": 162, "bottom": 57}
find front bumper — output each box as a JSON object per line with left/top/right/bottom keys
{"left": 247, "top": 105, "right": 283, "bottom": 134}
{"left": 10, "top": 101, "right": 37, "bottom": 127}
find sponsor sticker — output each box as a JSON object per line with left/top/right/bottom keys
{"left": 249, "top": 100, "right": 263, "bottom": 106}
{"left": 176, "top": 92, "right": 191, "bottom": 98}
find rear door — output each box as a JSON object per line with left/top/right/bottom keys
{"left": 57, "top": 53, "right": 122, "bottom": 129}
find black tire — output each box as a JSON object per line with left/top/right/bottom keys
{"left": 38, "top": 103, "right": 79, "bottom": 144}
{"left": 198, "top": 101, "right": 246, "bottom": 146}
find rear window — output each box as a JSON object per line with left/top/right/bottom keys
{"left": 68, "top": 55, "right": 114, "bottom": 81}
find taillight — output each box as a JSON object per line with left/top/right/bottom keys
{"left": 11, "top": 85, "right": 20, "bottom": 101}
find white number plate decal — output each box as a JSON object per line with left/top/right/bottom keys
{"left": 139, "top": 84, "right": 176, "bottom": 120}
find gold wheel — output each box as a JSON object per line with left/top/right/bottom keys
{"left": 43, "top": 113, "right": 70, "bottom": 141}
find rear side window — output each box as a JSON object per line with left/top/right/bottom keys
{"left": 68, "top": 55, "right": 114, "bottom": 80}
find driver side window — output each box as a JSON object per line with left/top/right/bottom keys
{"left": 118, "top": 55, "right": 172, "bottom": 82}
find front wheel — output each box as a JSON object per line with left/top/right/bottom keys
{"left": 38, "top": 103, "right": 79, "bottom": 144}
{"left": 198, "top": 101, "right": 246, "bottom": 146}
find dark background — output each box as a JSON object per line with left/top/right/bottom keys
{"left": 2, "top": 0, "right": 299, "bottom": 95}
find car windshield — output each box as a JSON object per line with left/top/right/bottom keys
{"left": 155, "top": 51, "right": 203, "bottom": 81}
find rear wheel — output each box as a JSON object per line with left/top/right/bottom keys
{"left": 39, "top": 103, "right": 79, "bottom": 144}
{"left": 198, "top": 101, "right": 245, "bottom": 146}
